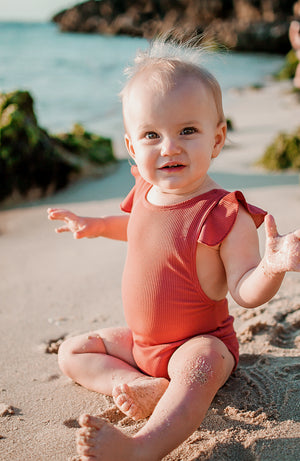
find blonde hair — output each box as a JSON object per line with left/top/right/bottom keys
{"left": 120, "top": 37, "right": 225, "bottom": 124}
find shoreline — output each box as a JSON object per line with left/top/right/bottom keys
{"left": 0, "top": 79, "right": 300, "bottom": 460}
{"left": 2, "top": 79, "right": 300, "bottom": 213}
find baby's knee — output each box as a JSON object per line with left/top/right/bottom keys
{"left": 170, "top": 349, "right": 230, "bottom": 390}
{"left": 57, "top": 336, "right": 76, "bottom": 377}
{"left": 186, "top": 353, "right": 222, "bottom": 387}
{"left": 193, "top": 351, "right": 228, "bottom": 387}
{"left": 57, "top": 333, "right": 106, "bottom": 377}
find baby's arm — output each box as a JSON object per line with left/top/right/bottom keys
{"left": 47, "top": 208, "right": 129, "bottom": 241}
{"left": 221, "top": 208, "right": 300, "bottom": 308}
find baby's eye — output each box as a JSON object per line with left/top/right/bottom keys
{"left": 145, "top": 132, "right": 159, "bottom": 140}
{"left": 181, "top": 127, "right": 197, "bottom": 135}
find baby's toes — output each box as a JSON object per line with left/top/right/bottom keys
{"left": 77, "top": 442, "right": 95, "bottom": 457}
{"left": 79, "top": 414, "right": 106, "bottom": 430}
{"left": 127, "top": 403, "right": 140, "bottom": 420}
{"left": 77, "top": 428, "right": 95, "bottom": 447}
{"left": 112, "top": 383, "right": 129, "bottom": 397}
{"left": 121, "top": 401, "right": 131, "bottom": 413}
{"left": 113, "top": 391, "right": 137, "bottom": 416}
{"left": 113, "top": 391, "right": 128, "bottom": 407}
{"left": 119, "top": 397, "right": 135, "bottom": 414}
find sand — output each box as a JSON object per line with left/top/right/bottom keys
{"left": 0, "top": 79, "right": 300, "bottom": 460}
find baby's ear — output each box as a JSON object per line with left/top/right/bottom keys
{"left": 125, "top": 134, "right": 136, "bottom": 159}
{"left": 212, "top": 121, "right": 227, "bottom": 159}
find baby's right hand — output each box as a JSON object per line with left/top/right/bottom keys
{"left": 47, "top": 208, "right": 98, "bottom": 239}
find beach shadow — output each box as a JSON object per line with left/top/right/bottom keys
{"left": 192, "top": 440, "right": 256, "bottom": 460}
{"left": 2, "top": 159, "right": 299, "bottom": 210}
{"left": 250, "top": 437, "right": 300, "bottom": 461}
{"left": 192, "top": 437, "right": 299, "bottom": 461}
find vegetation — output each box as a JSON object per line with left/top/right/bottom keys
{"left": 53, "top": 123, "right": 114, "bottom": 166}
{"left": 0, "top": 90, "right": 116, "bottom": 203}
{"left": 226, "top": 118, "right": 234, "bottom": 131}
{"left": 275, "top": 49, "right": 298, "bottom": 81}
{"left": 257, "top": 127, "right": 300, "bottom": 171}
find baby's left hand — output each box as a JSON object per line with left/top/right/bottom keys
{"left": 264, "top": 214, "right": 300, "bottom": 275}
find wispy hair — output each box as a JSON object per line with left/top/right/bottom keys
{"left": 120, "top": 34, "right": 226, "bottom": 123}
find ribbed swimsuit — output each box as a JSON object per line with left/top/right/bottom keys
{"left": 121, "top": 167, "right": 266, "bottom": 379}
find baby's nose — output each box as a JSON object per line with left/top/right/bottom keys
{"left": 161, "top": 138, "right": 181, "bottom": 156}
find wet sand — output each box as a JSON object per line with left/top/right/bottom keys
{"left": 0, "top": 80, "right": 300, "bottom": 460}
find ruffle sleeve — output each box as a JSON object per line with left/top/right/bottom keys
{"left": 198, "top": 191, "right": 267, "bottom": 247}
{"left": 120, "top": 166, "right": 147, "bottom": 213}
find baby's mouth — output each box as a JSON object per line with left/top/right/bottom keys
{"left": 160, "top": 163, "right": 185, "bottom": 171}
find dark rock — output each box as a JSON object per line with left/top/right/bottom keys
{"left": 0, "top": 91, "right": 116, "bottom": 204}
{"left": 52, "top": 0, "right": 297, "bottom": 53}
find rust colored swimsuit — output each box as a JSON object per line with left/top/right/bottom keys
{"left": 121, "top": 167, "right": 266, "bottom": 379}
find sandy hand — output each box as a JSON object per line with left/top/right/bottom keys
{"left": 264, "top": 214, "right": 300, "bottom": 275}
{"left": 47, "top": 208, "right": 100, "bottom": 239}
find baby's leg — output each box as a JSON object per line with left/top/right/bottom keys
{"left": 76, "top": 335, "right": 234, "bottom": 461}
{"left": 58, "top": 327, "right": 168, "bottom": 416}
{"left": 58, "top": 327, "right": 146, "bottom": 395}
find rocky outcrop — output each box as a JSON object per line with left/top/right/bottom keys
{"left": 52, "top": 0, "right": 298, "bottom": 53}
{"left": 0, "top": 91, "right": 116, "bottom": 204}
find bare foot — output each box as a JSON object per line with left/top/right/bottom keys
{"left": 112, "top": 376, "right": 169, "bottom": 420}
{"left": 76, "top": 414, "right": 139, "bottom": 461}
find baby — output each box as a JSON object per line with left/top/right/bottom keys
{"left": 48, "top": 40, "right": 300, "bottom": 461}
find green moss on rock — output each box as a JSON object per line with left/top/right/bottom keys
{"left": 257, "top": 127, "right": 300, "bottom": 171}
{"left": 0, "top": 91, "right": 116, "bottom": 204}
{"left": 275, "top": 49, "right": 298, "bottom": 81}
{"left": 53, "top": 123, "right": 114, "bottom": 165}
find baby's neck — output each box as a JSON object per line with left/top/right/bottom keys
{"left": 147, "top": 176, "right": 221, "bottom": 206}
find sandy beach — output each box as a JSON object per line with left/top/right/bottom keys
{"left": 1, "top": 79, "right": 300, "bottom": 460}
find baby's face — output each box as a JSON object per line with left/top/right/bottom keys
{"left": 123, "top": 74, "right": 226, "bottom": 197}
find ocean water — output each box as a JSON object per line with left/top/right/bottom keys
{"left": 0, "top": 21, "right": 285, "bottom": 149}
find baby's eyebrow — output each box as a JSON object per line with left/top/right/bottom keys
{"left": 178, "top": 120, "right": 200, "bottom": 126}
{"left": 137, "top": 123, "right": 154, "bottom": 131}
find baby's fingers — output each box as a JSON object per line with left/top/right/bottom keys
{"left": 55, "top": 225, "right": 72, "bottom": 234}
{"left": 265, "top": 214, "right": 279, "bottom": 240}
{"left": 47, "top": 208, "right": 76, "bottom": 221}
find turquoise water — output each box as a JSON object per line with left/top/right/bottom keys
{"left": 0, "top": 21, "right": 285, "bottom": 144}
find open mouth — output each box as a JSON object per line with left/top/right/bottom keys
{"left": 160, "top": 163, "right": 185, "bottom": 171}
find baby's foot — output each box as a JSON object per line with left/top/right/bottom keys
{"left": 76, "top": 414, "right": 136, "bottom": 461}
{"left": 112, "top": 376, "right": 169, "bottom": 420}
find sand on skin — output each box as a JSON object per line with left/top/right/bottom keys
{"left": 0, "top": 80, "right": 300, "bottom": 460}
